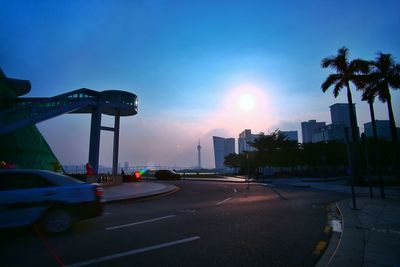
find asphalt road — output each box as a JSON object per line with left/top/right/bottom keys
{"left": 0, "top": 181, "right": 348, "bottom": 267}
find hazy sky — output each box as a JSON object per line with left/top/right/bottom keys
{"left": 1, "top": 0, "right": 399, "bottom": 168}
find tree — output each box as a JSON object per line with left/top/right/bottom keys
{"left": 364, "top": 53, "right": 400, "bottom": 144}
{"left": 321, "top": 47, "right": 368, "bottom": 143}
{"left": 224, "top": 153, "right": 243, "bottom": 169}
{"left": 360, "top": 88, "right": 379, "bottom": 141}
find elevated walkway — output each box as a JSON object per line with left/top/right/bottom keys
{"left": 0, "top": 88, "right": 137, "bottom": 135}
{"left": 0, "top": 70, "right": 138, "bottom": 175}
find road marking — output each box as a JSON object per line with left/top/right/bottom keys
{"left": 65, "top": 236, "right": 201, "bottom": 267}
{"left": 312, "top": 240, "right": 327, "bottom": 256}
{"left": 216, "top": 197, "right": 232, "bottom": 205}
{"left": 106, "top": 215, "right": 176, "bottom": 230}
{"left": 233, "top": 188, "right": 238, "bottom": 193}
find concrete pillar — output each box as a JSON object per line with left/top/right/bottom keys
{"left": 89, "top": 107, "right": 101, "bottom": 174}
{"left": 112, "top": 110, "right": 120, "bottom": 175}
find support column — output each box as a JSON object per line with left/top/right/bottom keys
{"left": 112, "top": 110, "right": 120, "bottom": 175}
{"left": 89, "top": 107, "right": 101, "bottom": 175}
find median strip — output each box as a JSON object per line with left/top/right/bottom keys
{"left": 65, "top": 236, "right": 201, "bottom": 267}
{"left": 106, "top": 215, "right": 176, "bottom": 230}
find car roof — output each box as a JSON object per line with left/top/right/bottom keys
{"left": 0, "top": 169, "right": 83, "bottom": 185}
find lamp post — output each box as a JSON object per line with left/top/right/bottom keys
{"left": 246, "top": 151, "right": 250, "bottom": 190}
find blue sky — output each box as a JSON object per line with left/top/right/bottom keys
{"left": 1, "top": 0, "right": 399, "bottom": 168}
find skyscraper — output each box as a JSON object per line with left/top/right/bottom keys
{"left": 301, "top": 120, "right": 326, "bottom": 143}
{"left": 238, "top": 129, "right": 258, "bottom": 154}
{"left": 330, "top": 103, "right": 359, "bottom": 140}
{"left": 213, "top": 136, "right": 235, "bottom": 171}
{"left": 330, "top": 103, "right": 357, "bottom": 128}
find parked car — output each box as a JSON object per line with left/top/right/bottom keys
{"left": 154, "top": 170, "right": 181, "bottom": 180}
{"left": 0, "top": 169, "right": 104, "bottom": 234}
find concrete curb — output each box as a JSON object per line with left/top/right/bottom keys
{"left": 324, "top": 199, "right": 365, "bottom": 267}
{"left": 104, "top": 184, "right": 179, "bottom": 203}
{"left": 315, "top": 203, "right": 343, "bottom": 267}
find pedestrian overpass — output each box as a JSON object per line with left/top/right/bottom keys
{"left": 0, "top": 70, "right": 138, "bottom": 175}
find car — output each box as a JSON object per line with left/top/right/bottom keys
{"left": 154, "top": 170, "right": 181, "bottom": 180}
{"left": 0, "top": 169, "right": 104, "bottom": 234}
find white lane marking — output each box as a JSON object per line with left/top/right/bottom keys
{"left": 233, "top": 188, "right": 238, "bottom": 193}
{"left": 65, "top": 236, "right": 201, "bottom": 267}
{"left": 103, "top": 212, "right": 111, "bottom": 216}
{"left": 216, "top": 197, "right": 232, "bottom": 205}
{"left": 106, "top": 215, "right": 176, "bottom": 231}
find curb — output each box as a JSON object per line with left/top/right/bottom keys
{"left": 315, "top": 202, "right": 343, "bottom": 267}
{"left": 104, "top": 185, "right": 180, "bottom": 203}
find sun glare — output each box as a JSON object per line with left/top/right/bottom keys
{"left": 213, "top": 83, "right": 278, "bottom": 133}
{"left": 239, "top": 94, "right": 255, "bottom": 111}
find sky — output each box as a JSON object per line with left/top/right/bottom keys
{"left": 1, "top": 0, "right": 400, "bottom": 168}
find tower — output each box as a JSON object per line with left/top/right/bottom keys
{"left": 197, "top": 140, "right": 202, "bottom": 169}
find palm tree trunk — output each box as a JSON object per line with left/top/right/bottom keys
{"left": 346, "top": 83, "right": 359, "bottom": 142}
{"left": 368, "top": 100, "right": 385, "bottom": 198}
{"left": 368, "top": 101, "right": 378, "bottom": 140}
{"left": 385, "top": 92, "right": 398, "bottom": 144}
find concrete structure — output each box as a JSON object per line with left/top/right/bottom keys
{"left": 364, "top": 120, "right": 400, "bottom": 141}
{"left": 238, "top": 129, "right": 258, "bottom": 154}
{"left": 280, "top": 130, "right": 299, "bottom": 142}
{"left": 197, "top": 140, "right": 202, "bottom": 168}
{"left": 0, "top": 69, "right": 138, "bottom": 175}
{"left": 301, "top": 120, "right": 326, "bottom": 143}
{"left": 213, "top": 136, "right": 235, "bottom": 171}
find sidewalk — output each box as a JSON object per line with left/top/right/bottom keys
{"left": 320, "top": 197, "right": 400, "bottom": 267}
{"left": 103, "top": 181, "right": 178, "bottom": 202}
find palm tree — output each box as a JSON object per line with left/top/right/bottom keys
{"left": 364, "top": 53, "right": 400, "bottom": 144}
{"left": 361, "top": 88, "right": 378, "bottom": 141}
{"left": 321, "top": 47, "right": 369, "bottom": 143}
{"left": 360, "top": 86, "right": 386, "bottom": 198}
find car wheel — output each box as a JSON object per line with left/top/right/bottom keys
{"left": 42, "top": 209, "right": 73, "bottom": 234}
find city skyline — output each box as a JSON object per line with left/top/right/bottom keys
{"left": 1, "top": 0, "right": 399, "bottom": 168}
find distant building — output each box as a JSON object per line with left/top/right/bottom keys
{"left": 238, "top": 129, "right": 259, "bottom": 154}
{"left": 312, "top": 124, "right": 348, "bottom": 143}
{"left": 301, "top": 120, "right": 326, "bottom": 143}
{"left": 280, "top": 130, "right": 299, "bottom": 142}
{"left": 310, "top": 103, "right": 359, "bottom": 143}
{"left": 364, "top": 120, "right": 400, "bottom": 141}
{"left": 213, "top": 136, "right": 235, "bottom": 171}
{"left": 124, "top": 161, "right": 129, "bottom": 170}
{"left": 330, "top": 103, "right": 359, "bottom": 129}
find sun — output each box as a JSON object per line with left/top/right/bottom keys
{"left": 238, "top": 94, "right": 255, "bottom": 111}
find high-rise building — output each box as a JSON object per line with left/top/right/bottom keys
{"left": 301, "top": 120, "right": 326, "bottom": 143}
{"left": 330, "top": 103, "right": 357, "bottom": 128}
{"left": 238, "top": 129, "right": 258, "bottom": 154}
{"left": 124, "top": 161, "right": 129, "bottom": 170}
{"left": 280, "top": 130, "right": 299, "bottom": 142}
{"left": 213, "top": 136, "right": 235, "bottom": 171}
{"left": 364, "top": 120, "right": 400, "bottom": 141}
{"left": 312, "top": 124, "right": 348, "bottom": 143}
{"left": 309, "top": 103, "right": 358, "bottom": 142}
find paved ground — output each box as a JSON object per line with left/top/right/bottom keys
{"left": 103, "top": 177, "right": 400, "bottom": 266}
{"left": 0, "top": 180, "right": 345, "bottom": 267}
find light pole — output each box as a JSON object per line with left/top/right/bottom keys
{"left": 246, "top": 151, "right": 250, "bottom": 190}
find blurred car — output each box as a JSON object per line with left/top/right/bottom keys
{"left": 154, "top": 170, "right": 181, "bottom": 180}
{"left": 0, "top": 169, "right": 104, "bottom": 234}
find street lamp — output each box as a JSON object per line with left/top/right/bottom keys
{"left": 246, "top": 151, "right": 250, "bottom": 190}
